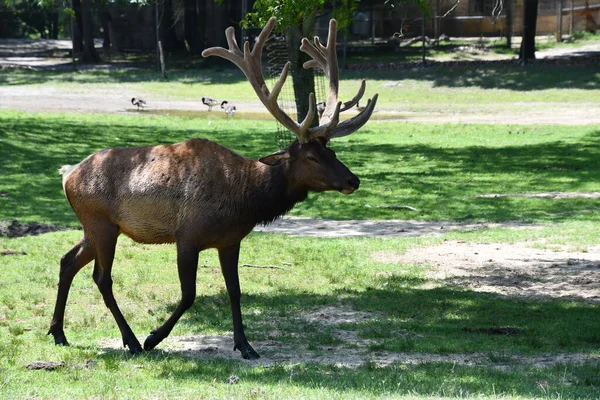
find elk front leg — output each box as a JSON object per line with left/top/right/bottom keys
{"left": 48, "top": 238, "right": 94, "bottom": 346}
{"left": 144, "top": 243, "right": 199, "bottom": 351}
{"left": 218, "top": 244, "right": 260, "bottom": 360}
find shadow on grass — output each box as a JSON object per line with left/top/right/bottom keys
{"left": 0, "top": 60, "right": 247, "bottom": 87}
{"left": 1, "top": 113, "right": 600, "bottom": 224}
{"left": 301, "top": 128, "right": 600, "bottom": 221}
{"left": 2, "top": 55, "right": 599, "bottom": 91}
{"left": 90, "top": 279, "right": 600, "bottom": 398}
{"left": 344, "top": 61, "right": 600, "bottom": 91}
{"left": 169, "top": 284, "right": 600, "bottom": 355}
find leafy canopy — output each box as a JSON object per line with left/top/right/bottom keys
{"left": 242, "top": 0, "right": 358, "bottom": 32}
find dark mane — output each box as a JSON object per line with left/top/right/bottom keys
{"left": 238, "top": 161, "right": 308, "bottom": 227}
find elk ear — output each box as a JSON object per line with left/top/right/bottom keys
{"left": 259, "top": 150, "right": 290, "bottom": 166}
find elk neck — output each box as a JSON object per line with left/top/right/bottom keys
{"left": 240, "top": 159, "right": 308, "bottom": 226}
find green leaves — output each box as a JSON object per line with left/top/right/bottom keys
{"left": 243, "top": 0, "right": 358, "bottom": 32}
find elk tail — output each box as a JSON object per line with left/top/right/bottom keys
{"left": 59, "top": 165, "right": 74, "bottom": 175}
{"left": 58, "top": 164, "right": 78, "bottom": 191}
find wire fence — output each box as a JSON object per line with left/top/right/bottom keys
{"left": 266, "top": 34, "right": 327, "bottom": 149}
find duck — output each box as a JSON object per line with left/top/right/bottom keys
{"left": 316, "top": 101, "right": 326, "bottom": 117}
{"left": 355, "top": 100, "right": 366, "bottom": 112}
{"left": 131, "top": 97, "right": 147, "bottom": 111}
{"left": 202, "top": 96, "right": 220, "bottom": 111}
{"left": 221, "top": 100, "right": 236, "bottom": 117}
{"left": 356, "top": 100, "right": 378, "bottom": 113}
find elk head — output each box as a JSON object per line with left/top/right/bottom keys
{"left": 202, "top": 17, "right": 378, "bottom": 196}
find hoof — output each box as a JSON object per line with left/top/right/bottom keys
{"left": 54, "top": 337, "right": 70, "bottom": 346}
{"left": 48, "top": 327, "right": 69, "bottom": 346}
{"left": 49, "top": 333, "right": 69, "bottom": 346}
{"left": 235, "top": 344, "right": 260, "bottom": 360}
{"left": 123, "top": 337, "right": 143, "bottom": 354}
{"left": 128, "top": 345, "right": 144, "bottom": 355}
{"left": 143, "top": 333, "right": 162, "bottom": 351}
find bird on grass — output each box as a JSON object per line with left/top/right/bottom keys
{"left": 221, "top": 100, "right": 236, "bottom": 117}
{"left": 202, "top": 96, "right": 220, "bottom": 111}
{"left": 316, "top": 101, "right": 326, "bottom": 118}
{"left": 131, "top": 98, "right": 147, "bottom": 111}
{"left": 356, "top": 100, "right": 366, "bottom": 112}
{"left": 356, "top": 100, "right": 378, "bottom": 113}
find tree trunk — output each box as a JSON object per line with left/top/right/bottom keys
{"left": 71, "top": 0, "right": 83, "bottom": 54}
{"left": 184, "top": 0, "right": 203, "bottom": 53}
{"left": 205, "top": 0, "right": 230, "bottom": 48}
{"left": 519, "top": 0, "right": 538, "bottom": 62}
{"left": 286, "top": 20, "right": 317, "bottom": 126}
{"left": 505, "top": 0, "right": 513, "bottom": 48}
{"left": 100, "top": 9, "right": 112, "bottom": 52}
{"left": 80, "top": 0, "right": 101, "bottom": 62}
{"left": 47, "top": 10, "right": 59, "bottom": 39}
{"left": 160, "top": 0, "right": 184, "bottom": 52}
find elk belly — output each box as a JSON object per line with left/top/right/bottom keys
{"left": 116, "top": 197, "right": 178, "bottom": 244}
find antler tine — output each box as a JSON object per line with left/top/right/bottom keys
{"left": 299, "top": 19, "right": 340, "bottom": 129}
{"left": 250, "top": 16, "right": 275, "bottom": 58}
{"left": 327, "top": 94, "right": 379, "bottom": 140}
{"left": 340, "top": 80, "right": 366, "bottom": 112}
{"left": 300, "top": 19, "right": 370, "bottom": 142}
{"left": 203, "top": 17, "right": 314, "bottom": 143}
{"left": 305, "top": 100, "right": 342, "bottom": 138}
{"left": 297, "top": 92, "right": 317, "bottom": 139}
{"left": 201, "top": 27, "right": 242, "bottom": 67}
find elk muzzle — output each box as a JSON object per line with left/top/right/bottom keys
{"left": 339, "top": 173, "right": 360, "bottom": 194}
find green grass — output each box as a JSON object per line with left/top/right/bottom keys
{"left": 1, "top": 229, "right": 600, "bottom": 399}
{"left": 1, "top": 110, "right": 599, "bottom": 225}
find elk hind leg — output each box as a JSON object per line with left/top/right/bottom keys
{"left": 144, "top": 243, "right": 199, "bottom": 351}
{"left": 91, "top": 224, "right": 143, "bottom": 354}
{"left": 48, "top": 238, "right": 95, "bottom": 345}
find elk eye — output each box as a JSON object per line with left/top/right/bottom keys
{"left": 307, "top": 155, "right": 320, "bottom": 164}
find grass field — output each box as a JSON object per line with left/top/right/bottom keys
{"left": 1, "top": 55, "right": 600, "bottom": 398}
{"left": 1, "top": 110, "right": 599, "bottom": 225}
{"left": 1, "top": 227, "right": 600, "bottom": 399}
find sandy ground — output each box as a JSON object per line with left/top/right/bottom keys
{"left": 253, "top": 216, "right": 538, "bottom": 237}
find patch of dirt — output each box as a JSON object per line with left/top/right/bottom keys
{"left": 1, "top": 217, "right": 531, "bottom": 238}
{"left": 26, "top": 360, "right": 66, "bottom": 370}
{"left": 255, "top": 217, "right": 536, "bottom": 238}
{"left": 387, "top": 240, "right": 600, "bottom": 303}
{"left": 0, "top": 219, "right": 69, "bottom": 238}
{"left": 97, "top": 304, "right": 600, "bottom": 369}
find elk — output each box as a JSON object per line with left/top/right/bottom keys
{"left": 48, "top": 17, "right": 378, "bottom": 360}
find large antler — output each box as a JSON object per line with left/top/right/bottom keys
{"left": 202, "top": 17, "right": 378, "bottom": 143}
{"left": 300, "top": 19, "right": 379, "bottom": 140}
